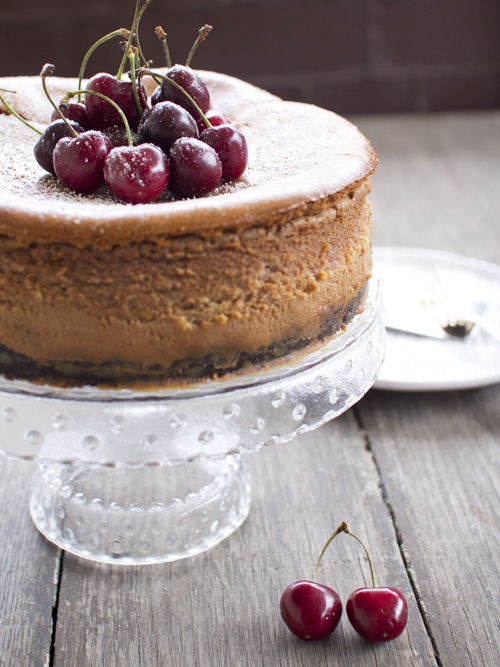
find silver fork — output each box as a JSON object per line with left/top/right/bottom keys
{"left": 421, "top": 299, "right": 500, "bottom": 344}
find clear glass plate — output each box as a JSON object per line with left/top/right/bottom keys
{"left": 374, "top": 247, "right": 500, "bottom": 391}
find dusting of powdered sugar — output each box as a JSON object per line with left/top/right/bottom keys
{"left": 0, "top": 71, "right": 376, "bottom": 232}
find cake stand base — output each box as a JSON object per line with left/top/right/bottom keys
{"left": 30, "top": 454, "right": 251, "bottom": 564}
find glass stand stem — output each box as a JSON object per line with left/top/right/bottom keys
{"left": 30, "top": 454, "right": 251, "bottom": 564}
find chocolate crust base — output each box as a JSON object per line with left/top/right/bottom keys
{"left": 0, "top": 282, "right": 367, "bottom": 389}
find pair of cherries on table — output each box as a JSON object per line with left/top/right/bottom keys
{"left": 280, "top": 523, "right": 408, "bottom": 643}
{"left": 35, "top": 63, "right": 248, "bottom": 203}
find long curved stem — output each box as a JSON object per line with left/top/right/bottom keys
{"left": 40, "top": 65, "right": 79, "bottom": 137}
{"left": 128, "top": 52, "right": 144, "bottom": 119}
{"left": 313, "top": 523, "right": 346, "bottom": 582}
{"left": 117, "top": 0, "right": 142, "bottom": 80}
{"left": 77, "top": 29, "right": 130, "bottom": 102}
{"left": 0, "top": 92, "right": 42, "bottom": 135}
{"left": 186, "top": 24, "right": 212, "bottom": 67}
{"left": 135, "top": 0, "right": 153, "bottom": 67}
{"left": 313, "top": 521, "right": 377, "bottom": 588}
{"left": 155, "top": 26, "right": 171, "bottom": 68}
{"left": 345, "top": 528, "right": 377, "bottom": 588}
{"left": 64, "top": 89, "right": 134, "bottom": 147}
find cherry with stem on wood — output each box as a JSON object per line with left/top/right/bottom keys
{"left": 279, "top": 525, "right": 345, "bottom": 641}
{"left": 317, "top": 522, "right": 409, "bottom": 643}
{"left": 280, "top": 521, "right": 408, "bottom": 643}
{"left": 339, "top": 523, "right": 408, "bottom": 643}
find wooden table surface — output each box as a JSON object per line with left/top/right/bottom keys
{"left": 2, "top": 111, "right": 500, "bottom": 667}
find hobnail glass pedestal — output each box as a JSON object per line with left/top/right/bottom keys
{"left": 0, "top": 280, "right": 384, "bottom": 565}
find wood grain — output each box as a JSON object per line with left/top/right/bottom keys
{"left": 354, "top": 111, "right": 500, "bottom": 264}
{"left": 356, "top": 385, "right": 500, "bottom": 667}
{"left": 0, "top": 458, "right": 60, "bottom": 667}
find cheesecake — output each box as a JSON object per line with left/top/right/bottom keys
{"left": 0, "top": 71, "right": 377, "bottom": 388}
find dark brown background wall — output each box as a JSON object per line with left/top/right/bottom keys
{"left": 1, "top": 0, "right": 499, "bottom": 115}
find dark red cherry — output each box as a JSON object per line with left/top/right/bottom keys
{"left": 103, "top": 144, "right": 169, "bottom": 204}
{"left": 196, "top": 109, "right": 232, "bottom": 134}
{"left": 150, "top": 85, "right": 162, "bottom": 107}
{"left": 103, "top": 124, "right": 138, "bottom": 148}
{"left": 53, "top": 130, "right": 112, "bottom": 194}
{"left": 168, "top": 137, "right": 222, "bottom": 198}
{"left": 200, "top": 124, "right": 248, "bottom": 180}
{"left": 34, "top": 119, "right": 83, "bottom": 174}
{"left": 346, "top": 587, "right": 408, "bottom": 642}
{"left": 137, "top": 101, "right": 198, "bottom": 154}
{"left": 51, "top": 102, "right": 93, "bottom": 131}
{"left": 85, "top": 73, "right": 147, "bottom": 131}
{"left": 280, "top": 581, "right": 342, "bottom": 641}
{"left": 160, "top": 65, "right": 210, "bottom": 121}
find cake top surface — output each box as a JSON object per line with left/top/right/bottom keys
{"left": 0, "top": 70, "right": 377, "bottom": 245}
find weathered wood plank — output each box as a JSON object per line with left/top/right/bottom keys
{"left": 53, "top": 413, "right": 436, "bottom": 666}
{"left": 352, "top": 110, "right": 500, "bottom": 667}
{"left": 356, "top": 384, "right": 500, "bottom": 667}
{"left": 0, "top": 458, "right": 60, "bottom": 667}
{"left": 354, "top": 111, "right": 500, "bottom": 264}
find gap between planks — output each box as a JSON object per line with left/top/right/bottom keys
{"left": 352, "top": 404, "right": 444, "bottom": 667}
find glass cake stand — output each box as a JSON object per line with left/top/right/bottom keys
{"left": 0, "top": 280, "right": 384, "bottom": 565}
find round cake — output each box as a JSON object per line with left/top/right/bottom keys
{"left": 0, "top": 71, "right": 377, "bottom": 388}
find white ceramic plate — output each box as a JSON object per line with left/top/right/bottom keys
{"left": 373, "top": 247, "right": 500, "bottom": 391}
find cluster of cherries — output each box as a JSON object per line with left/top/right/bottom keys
{"left": 280, "top": 522, "right": 408, "bottom": 643}
{"left": 9, "top": 2, "right": 247, "bottom": 204}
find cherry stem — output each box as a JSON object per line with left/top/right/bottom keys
{"left": 313, "top": 523, "right": 345, "bottom": 583}
{"left": 185, "top": 24, "right": 212, "bottom": 67}
{"left": 128, "top": 51, "right": 145, "bottom": 118}
{"left": 344, "top": 525, "right": 377, "bottom": 588}
{"left": 117, "top": 0, "right": 151, "bottom": 80}
{"left": 64, "top": 89, "right": 134, "bottom": 147}
{"left": 0, "top": 92, "right": 42, "bottom": 135}
{"left": 138, "top": 68, "right": 162, "bottom": 94}
{"left": 135, "top": 0, "right": 153, "bottom": 68}
{"left": 77, "top": 29, "right": 130, "bottom": 103}
{"left": 142, "top": 69, "right": 212, "bottom": 129}
{"left": 155, "top": 26, "right": 171, "bottom": 69}
{"left": 313, "top": 521, "right": 377, "bottom": 588}
{"left": 40, "top": 64, "right": 79, "bottom": 138}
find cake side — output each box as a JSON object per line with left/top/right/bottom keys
{"left": 0, "top": 176, "right": 372, "bottom": 386}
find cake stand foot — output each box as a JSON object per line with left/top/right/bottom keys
{"left": 29, "top": 454, "right": 251, "bottom": 564}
